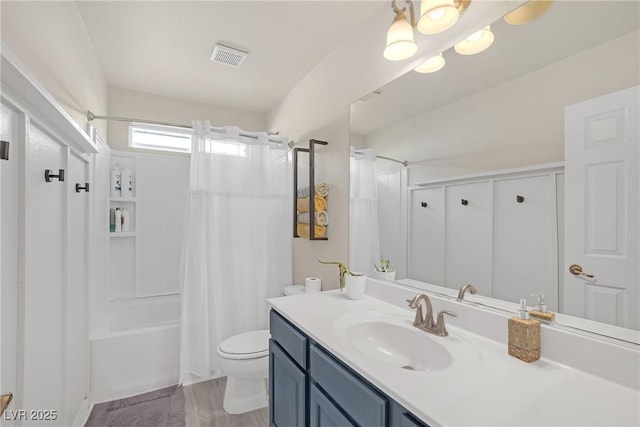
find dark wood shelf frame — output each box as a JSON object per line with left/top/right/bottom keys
{"left": 293, "top": 139, "right": 328, "bottom": 240}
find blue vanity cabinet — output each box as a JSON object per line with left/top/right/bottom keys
{"left": 309, "top": 383, "right": 356, "bottom": 427}
{"left": 269, "top": 309, "right": 429, "bottom": 427}
{"left": 269, "top": 310, "right": 309, "bottom": 427}
{"left": 269, "top": 340, "right": 307, "bottom": 427}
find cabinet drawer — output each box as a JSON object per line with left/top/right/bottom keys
{"left": 270, "top": 310, "right": 308, "bottom": 369}
{"left": 310, "top": 344, "right": 387, "bottom": 427}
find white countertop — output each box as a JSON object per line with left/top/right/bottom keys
{"left": 268, "top": 291, "right": 640, "bottom": 427}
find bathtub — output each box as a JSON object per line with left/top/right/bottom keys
{"left": 90, "top": 295, "right": 180, "bottom": 404}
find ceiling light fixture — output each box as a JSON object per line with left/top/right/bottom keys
{"left": 418, "top": 0, "right": 460, "bottom": 35}
{"left": 414, "top": 53, "right": 446, "bottom": 73}
{"left": 384, "top": 0, "right": 471, "bottom": 61}
{"left": 454, "top": 25, "right": 494, "bottom": 55}
{"left": 384, "top": 8, "right": 418, "bottom": 60}
{"left": 504, "top": 0, "right": 553, "bottom": 26}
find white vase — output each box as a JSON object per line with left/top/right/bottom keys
{"left": 375, "top": 270, "right": 396, "bottom": 281}
{"left": 345, "top": 274, "right": 367, "bottom": 300}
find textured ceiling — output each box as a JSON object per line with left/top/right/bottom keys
{"left": 76, "top": 1, "right": 386, "bottom": 113}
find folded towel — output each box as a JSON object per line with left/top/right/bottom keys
{"left": 297, "top": 210, "right": 329, "bottom": 226}
{"left": 297, "top": 183, "right": 329, "bottom": 198}
{"left": 296, "top": 195, "right": 327, "bottom": 213}
{"left": 297, "top": 223, "right": 327, "bottom": 239}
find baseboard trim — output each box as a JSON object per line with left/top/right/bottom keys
{"left": 73, "top": 398, "right": 92, "bottom": 427}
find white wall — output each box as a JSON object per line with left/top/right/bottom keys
{"left": 107, "top": 87, "right": 266, "bottom": 152}
{"left": 267, "top": 3, "right": 516, "bottom": 286}
{"left": 364, "top": 31, "right": 640, "bottom": 184}
{"left": 108, "top": 151, "right": 190, "bottom": 302}
{"left": 290, "top": 118, "right": 351, "bottom": 289}
{"left": 1, "top": 1, "right": 108, "bottom": 138}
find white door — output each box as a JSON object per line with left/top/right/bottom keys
{"left": 564, "top": 86, "right": 639, "bottom": 330}
{"left": 408, "top": 187, "right": 444, "bottom": 285}
{"left": 1, "top": 101, "right": 19, "bottom": 425}
{"left": 445, "top": 182, "right": 492, "bottom": 294}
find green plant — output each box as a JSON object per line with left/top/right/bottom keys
{"left": 375, "top": 257, "right": 391, "bottom": 272}
{"left": 317, "top": 260, "right": 362, "bottom": 290}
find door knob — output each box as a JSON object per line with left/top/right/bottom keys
{"left": 569, "top": 264, "right": 594, "bottom": 278}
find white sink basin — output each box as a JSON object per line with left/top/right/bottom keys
{"left": 332, "top": 311, "right": 481, "bottom": 373}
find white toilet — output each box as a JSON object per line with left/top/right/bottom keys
{"left": 216, "top": 285, "right": 306, "bottom": 414}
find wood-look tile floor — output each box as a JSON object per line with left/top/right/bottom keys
{"left": 86, "top": 377, "right": 268, "bottom": 427}
{"left": 184, "top": 377, "right": 269, "bottom": 427}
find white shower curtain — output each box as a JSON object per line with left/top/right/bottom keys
{"left": 179, "top": 122, "right": 291, "bottom": 384}
{"left": 349, "top": 148, "right": 381, "bottom": 275}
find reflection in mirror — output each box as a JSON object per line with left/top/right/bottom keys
{"left": 350, "top": 1, "right": 639, "bottom": 342}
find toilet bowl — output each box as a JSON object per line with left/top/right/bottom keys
{"left": 217, "top": 285, "right": 306, "bottom": 414}
{"left": 217, "top": 329, "right": 270, "bottom": 414}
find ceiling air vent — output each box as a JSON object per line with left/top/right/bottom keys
{"left": 210, "top": 44, "right": 248, "bottom": 68}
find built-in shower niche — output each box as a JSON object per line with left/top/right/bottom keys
{"left": 110, "top": 153, "right": 136, "bottom": 236}
{"left": 106, "top": 150, "right": 190, "bottom": 301}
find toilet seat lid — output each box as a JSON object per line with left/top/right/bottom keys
{"left": 218, "top": 329, "right": 270, "bottom": 359}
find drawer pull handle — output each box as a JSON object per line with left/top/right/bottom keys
{"left": 517, "top": 195, "right": 525, "bottom": 203}
{"left": 420, "top": 201, "right": 428, "bottom": 208}
{"left": 461, "top": 199, "right": 468, "bottom": 206}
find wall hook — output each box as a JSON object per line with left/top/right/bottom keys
{"left": 44, "top": 169, "right": 65, "bottom": 182}
{"left": 76, "top": 183, "right": 90, "bottom": 193}
{"left": 517, "top": 195, "right": 525, "bottom": 203}
{"left": 461, "top": 199, "right": 468, "bottom": 206}
{"left": 421, "top": 201, "right": 428, "bottom": 208}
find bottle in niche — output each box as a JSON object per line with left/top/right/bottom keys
{"left": 121, "top": 208, "right": 130, "bottom": 232}
{"left": 114, "top": 208, "right": 122, "bottom": 233}
{"left": 110, "top": 208, "right": 116, "bottom": 232}
{"left": 111, "top": 163, "right": 121, "bottom": 197}
{"left": 121, "top": 167, "right": 133, "bottom": 198}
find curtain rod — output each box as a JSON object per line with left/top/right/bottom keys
{"left": 86, "top": 110, "right": 284, "bottom": 144}
{"left": 353, "top": 150, "right": 409, "bottom": 167}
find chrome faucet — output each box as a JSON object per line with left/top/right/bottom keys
{"left": 406, "top": 294, "right": 457, "bottom": 337}
{"left": 457, "top": 284, "right": 477, "bottom": 301}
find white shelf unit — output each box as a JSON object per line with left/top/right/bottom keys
{"left": 109, "top": 154, "right": 137, "bottom": 234}
{"left": 108, "top": 151, "right": 138, "bottom": 300}
{"left": 110, "top": 196, "right": 137, "bottom": 203}
{"left": 110, "top": 232, "right": 136, "bottom": 238}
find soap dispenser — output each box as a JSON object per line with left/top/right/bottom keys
{"left": 529, "top": 293, "right": 555, "bottom": 323}
{"left": 508, "top": 298, "right": 540, "bottom": 363}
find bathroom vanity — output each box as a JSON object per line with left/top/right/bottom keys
{"left": 268, "top": 288, "right": 640, "bottom": 427}
{"left": 269, "top": 309, "right": 425, "bottom": 427}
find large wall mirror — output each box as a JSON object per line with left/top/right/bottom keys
{"left": 349, "top": 1, "right": 639, "bottom": 343}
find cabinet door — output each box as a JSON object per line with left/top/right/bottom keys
{"left": 309, "top": 384, "right": 356, "bottom": 427}
{"left": 65, "top": 151, "right": 90, "bottom": 424}
{"left": 23, "top": 122, "right": 67, "bottom": 421}
{"left": 1, "top": 101, "right": 19, "bottom": 427}
{"left": 408, "top": 187, "right": 444, "bottom": 285}
{"left": 269, "top": 340, "right": 306, "bottom": 427}
{"left": 493, "top": 175, "right": 557, "bottom": 309}
{"left": 445, "top": 182, "right": 492, "bottom": 294}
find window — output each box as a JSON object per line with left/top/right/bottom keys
{"left": 128, "top": 122, "right": 247, "bottom": 157}
{"left": 129, "top": 122, "right": 192, "bottom": 153}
